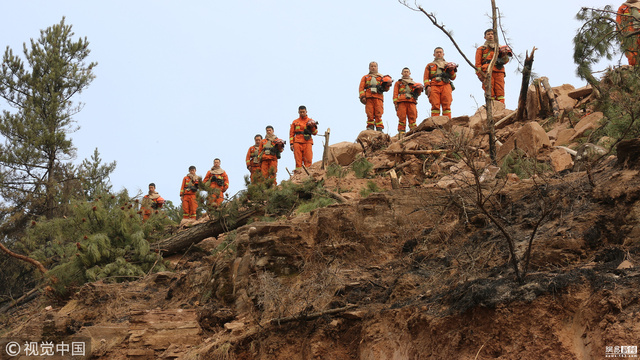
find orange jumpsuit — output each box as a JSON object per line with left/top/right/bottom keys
{"left": 203, "top": 169, "right": 229, "bottom": 207}
{"left": 290, "top": 117, "right": 317, "bottom": 169}
{"left": 475, "top": 45, "right": 509, "bottom": 103}
{"left": 259, "top": 137, "right": 280, "bottom": 185}
{"left": 141, "top": 192, "right": 164, "bottom": 221}
{"left": 180, "top": 174, "right": 199, "bottom": 220}
{"left": 359, "top": 73, "right": 385, "bottom": 129}
{"left": 617, "top": 3, "right": 640, "bottom": 65}
{"left": 246, "top": 145, "right": 261, "bottom": 183}
{"left": 392, "top": 79, "right": 418, "bottom": 132}
{"left": 424, "top": 62, "right": 456, "bottom": 118}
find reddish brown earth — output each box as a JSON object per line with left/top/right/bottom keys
{"left": 2, "top": 90, "right": 640, "bottom": 359}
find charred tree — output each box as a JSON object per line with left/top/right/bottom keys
{"left": 516, "top": 47, "right": 537, "bottom": 121}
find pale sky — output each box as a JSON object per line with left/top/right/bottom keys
{"left": 0, "top": 0, "right": 618, "bottom": 207}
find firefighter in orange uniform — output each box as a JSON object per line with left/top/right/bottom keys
{"left": 180, "top": 166, "right": 200, "bottom": 221}
{"left": 246, "top": 134, "right": 263, "bottom": 183}
{"left": 259, "top": 125, "right": 284, "bottom": 186}
{"left": 617, "top": 0, "right": 640, "bottom": 65}
{"left": 393, "top": 67, "right": 420, "bottom": 137}
{"left": 289, "top": 105, "right": 318, "bottom": 170}
{"left": 141, "top": 183, "right": 165, "bottom": 221}
{"left": 475, "top": 29, "right": 511, "bottom": 104}
{"left": 359, "top": 61, "right": 389, "bottom": 131}
{"left": 424, "top": 47, "right": 457, "bottom": 119}
{"left": 203, "top": 158, "right": 229, "bottom": 208}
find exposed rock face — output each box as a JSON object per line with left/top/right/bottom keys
{"left": 497, "top": 121, "right": 551, "bottom": 159}
{"left": 617, "top": 138, "right": 640, "bottom": 168}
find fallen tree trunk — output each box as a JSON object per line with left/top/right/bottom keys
{"left": 0, "top": 287, "right": 41, "bottom": 314}
{"left": 270, "top": 305, "right": 357, "bottom": 325}
{"left": 384, "top": 149, "right": 447, "bottom": 155}
{"left": 540, "top": 76, "right": 560, "bottom": 119}
{"left": 151, "top": 208, "right": 262, "bottom": 256}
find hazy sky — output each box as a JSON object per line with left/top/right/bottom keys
{"left": 0, "top": 0, "right": 617, "bottom": 207}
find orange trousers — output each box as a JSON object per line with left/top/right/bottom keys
{"left": 142, "top": 207, "right": 152, "bottom": 221}
{"left": 482, "top": 71, "right": 506, "bottom": 104}
{"left": 181, "top": 194, "right": 197, "bottom": 219}
{"left": 626, "top": 51, "right": 639, "bottom": 66}
{"left": 207, "top": 188, "right": 224, "bottom": 208}
{"left": 396, "top": 102, "right": 417, "bottom": 132}
{"left": 429, "top": 84, "right": 453, "bottom": 118}
{"left": 365, "top": 97, "right": 384, "bottom": 129}
{"left": 249, "top": 166, "right": 261, "bottom": 184}
{"left": 293, "top": 142, "right": 313, "bottom": 168}
{"left": 261, "top": 158, "right": 278, "bottom": 185}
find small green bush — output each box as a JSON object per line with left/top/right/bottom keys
{"left": 352, "top": 155, "right": 374, "bottom": 179}
{"left": 296, "top": 197, "right": 336, "bottom": 213}
{"left": 360, "top": 181, "right": 383, "bottom": 198}
{"left": 326, "top": 163, "right": 348, "bottom": 178}
{"left": 499, "top": 149, "right": 551, "bottom": 179}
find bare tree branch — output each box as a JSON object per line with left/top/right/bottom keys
{"left": 397, "top": 0, "right": 476, "bottom": 70}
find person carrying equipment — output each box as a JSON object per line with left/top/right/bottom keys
{"left": 259, "top": 125, "right": 284, "bottom": 186}
{"left": 246, "top": 134, "right": 263, "bottom": 183}
{"left": 141, "top": 183, "right": 165, "bottom": 221}
{"left": 424, "top": 47, "right": 457, "bottom": 119}
{"left": 359, "top": 61, "right": 392, "bottom": 131}
{"left": 180, "top": 165, "right": 201, "bottom": 221}
{"left": 393, "top": 67, "right": 422, "bottom": 137}
{"left": 203, "top": 158, "right": 229, "bottom": 208}
{"left": 289, "top": 105, "right": 318, "bottom": 170}
{"left": 617, "top": 0, "right": 640, "bottom": 65}
{"left": 475, "top": 29, "right": 511, "bottom": 104}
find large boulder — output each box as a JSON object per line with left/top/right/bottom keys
{"left": 569, "top": 111, "right": 604, "bottom": 141}
{"left": 568, "top": 85, "right": 593, "bottom": 100}
{"left": 574, "top": 143, "right": 607, "bottom": 171}
{"left": 552, "top": 84, "right": 578, "bottom": 113}
{"left": 555, "top": 128, "right": 577, "bottom": 146}
{"left": 329, "top": 141, "right": 362, "bottom": 166}
{"left": 549, "top": 148, "right": 574, "bottom": 172}
{"left": 468, "top": 101, "right": 508, "bottom": 131}
{"left": 412, "top": 116, "right": 450, "bottom": 133}
{"left": 356, "top": 130, "right": 390, "bottom": 153}
{"left": 497, "top": 121, "right": 551, "bottom": 159}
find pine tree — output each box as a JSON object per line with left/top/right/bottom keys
{"left": 23, "top": 190, "right": 173, "bottom": 296}
{"left": 0, "top": 17, "right": 97, "bottom": 226}
{"left": 573, "top": 6, "right": 619, "bottom": 89}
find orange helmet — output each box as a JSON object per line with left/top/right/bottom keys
{"left": 380, "top": 75, "right": 393, "bottom": 92}
{"left": 499, "top": 45, "right": 513, "bottom": 57}
{"left": 409, "top": 83, "right": 424, "bottom": 97}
